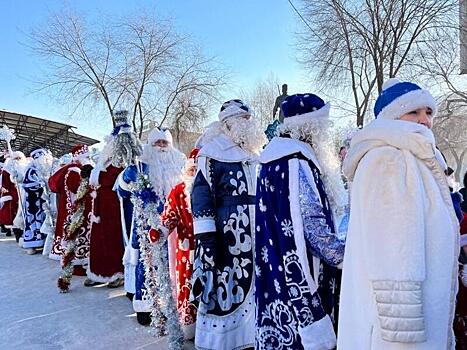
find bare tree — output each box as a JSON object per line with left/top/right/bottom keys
{"left": 294, "top": 0, "right": 457, "bottom": 127}
{"left": 432, "top": 97, "right": 467, "bottom": 181}
{"left": 28, "top": 9, "right": 226, "bottom": 136}
{"left": 239, "top": 73, "right": 281, "bottom": 127}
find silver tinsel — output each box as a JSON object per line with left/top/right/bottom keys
{"left": 131, "top": 173, "right": 184, "bottom": 350}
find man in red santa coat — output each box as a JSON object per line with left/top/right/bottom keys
{"left": 0, "top": 154, "right": 19, "bottom": 240}
{"left": 161, "top": 148, "right": 199, "bottom": 340}
{"left": 48, "top": 144, "right": 93, "bottom": 275}
{"left": 86, "top": 110, "right": 142, "bottom": 287}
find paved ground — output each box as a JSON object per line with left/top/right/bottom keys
{"left": 0, "top": 234, "right": 195, "bottom": 350}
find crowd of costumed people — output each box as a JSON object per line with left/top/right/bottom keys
{"left": 2, "top": 77, "right": 467, "bottom": 350}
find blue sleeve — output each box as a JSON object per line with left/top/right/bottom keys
{"left": 452, "top": 192, "right": 464, "bottom": 223}
{"left": 117, "top": 165, "right": 137, "bottom": 199}
{"left": 191, "top": 161, "right": 216, "bottom": 234}
{"left": 298, "top": 164, "right": 345, "bottom": 266}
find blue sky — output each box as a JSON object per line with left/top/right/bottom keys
{"left": 0, "top": 0, "right": 309, "bottom": 141}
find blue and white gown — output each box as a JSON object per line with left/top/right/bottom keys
{"left": 22, "top": 165, "right": 47, "bottom": 249}
{"left": 255, "top": 137, "right": 345, "bottom": 350}
{"left": 191, "top": 134, "right": 257, "bottom": 350}
{"left": 117, "top": 163, "right": 164, "bottom": 313}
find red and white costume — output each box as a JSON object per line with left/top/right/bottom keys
{"left": 48, "top": 145, "right": 92, "bottom": 266}
{"left": 0, "top": 166, "right": 19, "bottom": 226}
{"left": 87, "top": 165, "right": 124, "bottom": 282}
{"left": 161, "top": 149, "right": 199, "bottom": 339}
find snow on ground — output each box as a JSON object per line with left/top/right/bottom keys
{"left": 0, "top": 235, "right": 195, "bottom": 350}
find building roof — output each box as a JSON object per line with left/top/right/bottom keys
{"left": 0, "top": 110, "right": 99, "bottom": 157}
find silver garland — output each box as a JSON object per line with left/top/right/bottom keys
{"left": 130, "top": 173, "right": 184, "bottom": 350}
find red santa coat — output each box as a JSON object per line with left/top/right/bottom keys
{"left": 162, "top": 182, "right": 197, "bottom": 338}
{"left": 87, "top": 165, "right": 125, "bottom": 282}
{"left": 48, "top": 163, "right": 90, "bottom": 264}
{"left": 0, "top": 169, "right": 19, "bottom": 226}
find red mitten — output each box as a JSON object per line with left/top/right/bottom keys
{"left": 148, "top": 229, "right": 160, "bottom": 243}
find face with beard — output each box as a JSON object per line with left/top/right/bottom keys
{"left": 34, "top": 153, "right": 54, "bottom": 178}
{"left": 222, "top": 116, "right": 267, "bottom": 155}
{"left": 141, "top": 141, "right": 186, "bottom": 198}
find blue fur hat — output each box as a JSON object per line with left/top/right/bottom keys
{"left": 374, "top": 78, "right": 437, "bottom": 120}
{"left": 281, "top": 93, "right": 330, "bottom": 127}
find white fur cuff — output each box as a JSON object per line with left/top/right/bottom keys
{"left": 194, "top": 217, "right": 216, "bottom": 234}
{"left": 0, "top": 195, "right": 13, "bottom": 203}
{"left": 298, "top": 315, "right": 336, "bottom": 350}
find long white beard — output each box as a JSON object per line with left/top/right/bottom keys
{"left": 5, "top": 158, "right": 30, "bottom": 182}
{"left": 34, "top": 156, "right": 54, "bottom": 179}
{"left": 280, "top": 120, "right": 348, "bottom": 221}
{"left": 223, "top": 117, "right": 267, "bottom": 155}
{"left": 141, "top": 145, "right": 186, "bottom": 198}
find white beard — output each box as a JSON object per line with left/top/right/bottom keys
{"left": 34, "top": 155, "right": 54, "bottom": 179}
{"left": 183, "top": 173, "right": 195, "bottom": 195}
{"left": 222, "top": 117, "right": 267, "bottom": 155}
{"left": 280, "top": 120, "right": 348, "bottom": 220}
{"left": 141, "top": 145, "right": 186, "bottom": 198}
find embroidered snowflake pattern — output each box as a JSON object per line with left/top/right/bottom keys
{"left": 259, "top": 198, "right": 267, "bottom": 212}
{"left": 311, "top": 296, "right": 320, "bottom": 308}
{"left": 274, "top": 279, "right": 281, "bottom": 294}
{"left": 261, "top": 246, "right": 269, "bottom": 263}
{"left": 255, "top": 264, "right": 262, "bottom": 277}
{"left": 290, "top": 286, "right": 299, "bottom": 298}
{"left": 281, "top": 219, "right": 293, "bottom": 237}
{"left": 302, "top": 297, "right": 309, "bottom": 306}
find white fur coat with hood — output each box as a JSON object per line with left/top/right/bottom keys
{"left": 337, "top": 119, "right": 459, "bottom": 349}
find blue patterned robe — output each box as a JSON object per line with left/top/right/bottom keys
{"left": 191, "top": 134, "right": 257, "bottom": 350}
{"left": 255, "top": 137, "right": 345, "bottom": 350}
{"left": 22, "top": 166, "right": 47, "bottom": 249}
{"left": 116, "top": 171, "right": 135, "bottom": 294}
{"left": 117, "top": 163, "right": 164, "bottom": 312}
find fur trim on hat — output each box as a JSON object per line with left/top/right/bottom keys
{"left": 377, "top": 89, "right": 437, "bottom": 121}
{"left": 282, "top": 103, "right": 331, "bottom": 128}
{"left": 218, "top": 99, "right": 251, "bottom": 122}
{"left": 147, "top": 128, "right": 173, "bottom": 145}
{"left": 375, "top": 78, "right": 437, "bottom": 120}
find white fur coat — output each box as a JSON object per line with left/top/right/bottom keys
{"left": 337, "top": 119, "right": 459, "bottom": 349}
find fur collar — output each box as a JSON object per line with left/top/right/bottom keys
{"left": 199, "top": 133, "right": 258, "bottom": 162}
{"left": 343, "top": 119, "right": 439, "bottom": 181}
{"left": 259, "top": 137, "right": 321, "bottom": 171}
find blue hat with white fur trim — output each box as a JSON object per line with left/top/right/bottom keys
{"left": 374, "top": 78, "right": 437, "bottom": 120}
{"left": 281, "top": 93, "right": 330, "bottom": 127}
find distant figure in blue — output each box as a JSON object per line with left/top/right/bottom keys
{"left": 117, "top": 127, "right": 185, "bottom": 326}
{"left": 190, "top": 99, "right": 267, "bottom": 350}
{"left": 255, "top": 93, "right": 347, "bottom": 350}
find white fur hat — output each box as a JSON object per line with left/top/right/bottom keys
{"left": 147, "top": 127, "right": 173, "bottom": 145}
